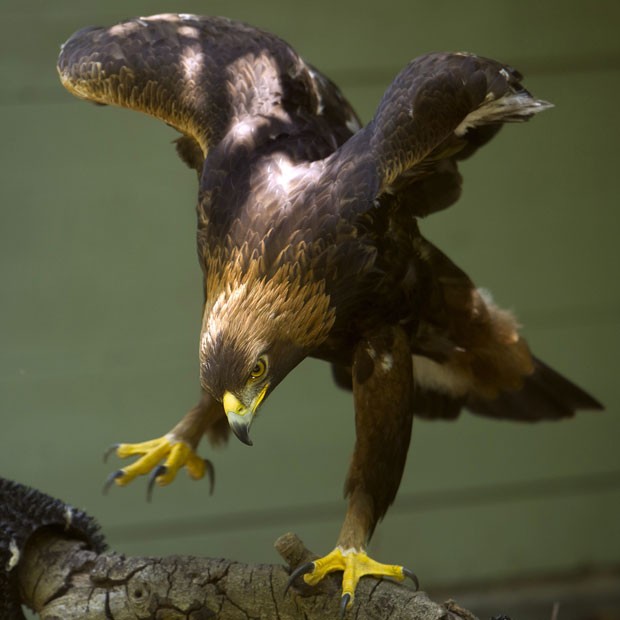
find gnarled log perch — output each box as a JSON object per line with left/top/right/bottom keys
{"left": 2, "top": 478, "right": 474, "bottom": 619}
{"left": 18, "top": 530, "right": 474, "bottom": 619}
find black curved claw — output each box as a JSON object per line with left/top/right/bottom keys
{"left": 284, "top": 561, "right": 315, "bottom": 596}
{"left": 146, "top": 464, "right": 168, "bottom": 503}
{"left": 339, "top": 593, "right": 352, "bottom": 618}
{"left": 204, "top": 459, "right": 215, "bottom": 495}
{"left": 103, "top": 470, "right": 124, "bottom": 494}
{"left": 402, "top": 567, "right": 419, "bottom": 591}
{"left": 103, "top": 443, "right": 120, "bottom": 463}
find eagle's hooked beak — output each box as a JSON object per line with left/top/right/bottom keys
{"left": 223, "top": 385, "right": 268, "bottom": 446}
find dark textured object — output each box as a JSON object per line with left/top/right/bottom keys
{"left": 0, "top": 478, "right": 106, "bottom": 620}
{"left": 57, "top": 14, "right": 602, "bottom": 607}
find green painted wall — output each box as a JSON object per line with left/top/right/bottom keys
{"left": 1, "top": 0, "right": 618, "bottom": 601}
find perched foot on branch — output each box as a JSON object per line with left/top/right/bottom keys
{"left": 287, "top": 546, "right": 418, "bottom": 614}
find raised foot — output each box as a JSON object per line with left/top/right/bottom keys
{"left": 103, "top": 434, "right": 213, "bottom": 499}
{"left": 287, "top": 547, "right": 418, "bottom": 614}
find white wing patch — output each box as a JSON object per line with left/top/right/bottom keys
{"left": 306, "top": 67, "right": 325, "bottom": 115}
{"left": 266, "top": 155, "right": 320, "bottom": 197}
{"left": 454, "top": 91, "right": 553, "bottom": 137}
{"left": 64, "top": 506, "right": 74, "bottom": 530}
{"left": 346, "top": 115, "right": 362, "bottom": 134}
{"left": 380, "top": 353, "right": 394, "bottom": 373}
{"left": 412, "top": 355, "right": 470, "bottom": 396}
{"left": 6, "top": 538, "right": 20, "bottom": 572}
{"left": 181, "top": 46, "right": 204, "bottom": 82}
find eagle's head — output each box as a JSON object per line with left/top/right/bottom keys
{"left": 199, "top": 261, "right": 335, "bottom": 445}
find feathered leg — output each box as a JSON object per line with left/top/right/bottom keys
{"left": 289, "top": 325, "right": 417, "bottom": 610}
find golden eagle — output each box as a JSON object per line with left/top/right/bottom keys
{"left": 57, "top": 14, "right": 602, "bottom": 611}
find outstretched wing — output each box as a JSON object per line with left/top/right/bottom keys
{"left": 323, "top": 54, "right": 601, "bottom": 420}
{"left": 318, "top": 52, "right": 552, "bottom": 219}
{"left": 57, "top": 13, "right": 360, "bottom": 171}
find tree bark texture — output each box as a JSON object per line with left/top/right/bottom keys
{"left": 18, "top": 530, "right": 473, "bottom": 620}
{"left": 1, "top": 478, "right": 474, "bottom": 619}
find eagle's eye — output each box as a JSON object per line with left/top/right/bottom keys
{"left": 249, "top": 356, "right": 268, "bottom": 381}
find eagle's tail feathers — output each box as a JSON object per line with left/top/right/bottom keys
{"left": 467, "top": 357, "right": 603, "bottom": 421}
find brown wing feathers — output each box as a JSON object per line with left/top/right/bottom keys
{"left": 58, "top": 17, "right": 601, "bottom": 427}
{"left": 57, "top": 14, "right": 360, "bottom": 171}
{"left": 321, "top": 52, "right": 552, "bottom": 220}
{"left": 409, "top": 235, "right": 602, "bottom": 420}
{"left": 58, "top": 16, "right": 224, "bottom": 154}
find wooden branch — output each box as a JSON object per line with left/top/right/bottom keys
{"left": 18, "top": 529, "right": 473, "bottom": 620}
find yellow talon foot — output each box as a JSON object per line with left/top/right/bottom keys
{"left": 287, "top": 547, "right": 417, "bottom": 613}
{"left": 103, "top": 434, "right": 213, "bottom": 498}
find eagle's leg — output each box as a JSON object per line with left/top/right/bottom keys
{"left": 292, "top": 325, "right": 417, "bottom": 609}
{"left": 105, "top": 391, "right": 223, "bottom": 492}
